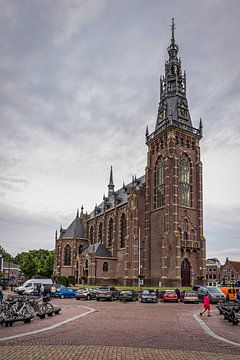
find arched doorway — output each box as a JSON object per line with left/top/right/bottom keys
{"left": 181, "top": 258, "right": 191, "bottom": 286}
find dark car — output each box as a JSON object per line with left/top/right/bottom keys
{"left": 119, "top": 290, "right": 138, "bottom": 302}
{"left": 76, "top": 288, "right": 97, "bottom": 301}
{"left": 198, "top": 286, "right": 226, "bottom": 304}
{"left": 96, "top": 287, "right": 119, "bottom": 301}
{"left": 140, "top": 289, "right": 157, "bottom": 303}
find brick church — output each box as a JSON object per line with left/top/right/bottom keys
{"left": 54, "top": 19, "right": 206, "bottom": 287}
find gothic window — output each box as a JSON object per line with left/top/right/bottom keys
{"left": 103, "top": 262, "right": 108, "bottom": 272}
{"left": 89, "top": 226, "right": 94, "bottom": 244}
{"left": 64, "top": 245, "right": 71, "bottom": 266}
{"left": 155, "top": 157, "right": 165, "bottom": 208}
{"left": 108, "top": 218, "right": 113, "bottom": 247}
{"left": 179, "top": 154, "right": 191, "bottom": 207}
{"left": 78, "top": 244, "right": 84, "bottom": 255}
{"left": 183, "top": 219, "right": 188, "bottom": 240}
{"left": 120, "top": 213, "right": 127, "bottom": 248}
{"left": 98, "top": 222, "right": 103, "bottom": 243}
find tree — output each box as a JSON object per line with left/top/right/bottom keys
{"left": 15, "top": 249, "right": 54, "bottom": 278}
{"left": 0, "top": 245, "right": 13, "bottom": 262}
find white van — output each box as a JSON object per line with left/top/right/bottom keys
{"left": 15, "top": 278, "right": 53, "bottom": 295}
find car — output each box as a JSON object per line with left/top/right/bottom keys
{"left": 95, "top": 287, "right": 119, "bottom": 301}
{"left": 220, "top": 287, "right": 237, "bottom": 301}
{"left": 119, "top": 290, "right": 138, "bottom": 302}
{"left": 140, "top": 289, "right": 157, "bottom": 303}
{"left": 197, "top": 286, "right": 226, "bottom": 304}
{"left": 54, "top": 285, "right": 76, "bottom": 299}
{"left": 181, "top": 290, "right": 198, "bottom": 304}
{"left": 76, "top": 288, "right": 97, "bottom": 300}
{"left": 163, "top": 290, "right": 178, "bottom": 302}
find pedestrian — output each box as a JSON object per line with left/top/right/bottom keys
{"left": 155, "top": 289, "right": 159, "bottom": 300}
{"left": 51, "top": 284, "right": 56, "bottom": 299}
{"left": 0, "top": 287, "right": 3, "bottom": 304}
{"left": 175, "top": 288, "right": 180, "bottom": 302}
{"left": 236, "top": 289, "right": 240, "bottom": 312}
{"left": 200, "top": 293, "right": 211, "bottom": 317}
{"left": 40, "top": 284, "right": 45, "bottom": 298}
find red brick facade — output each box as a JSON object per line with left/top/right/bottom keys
{"left": 54, "top": 20, "right": 206, "bottom": 287}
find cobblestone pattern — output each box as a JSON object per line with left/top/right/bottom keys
{"left": 1, "top": 345, "right": 240, "bottom": 360}
{"left": 0, "top": 300, "right": 240, "bottom": 358}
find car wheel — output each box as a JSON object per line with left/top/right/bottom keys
{"left": 86, "top": 295, "right": 91, "bottom": 301}
{"left": 76, "top": 297, "right": 80, "bottom": 300}
{"left": 61, "top": 295, "right": 65, "bottom": 299}
{"left": 96, "top": 298, "right": 100, "bottom": 301}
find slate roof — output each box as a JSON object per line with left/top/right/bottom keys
{"left": 83, "top": 243, "right": 112, "bottom": 258}
{"left": 89, "top": 174, "right": 145, "bottom": 219}
{"left": 62, "top": 215, "right": 86, "bottom": 238}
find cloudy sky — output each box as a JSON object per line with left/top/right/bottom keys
{"left": 0, "top": 0, "right": 239, "bottom": 264}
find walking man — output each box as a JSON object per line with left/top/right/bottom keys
{"left": 200, "top": 293, "right": 211, "bottom": 317}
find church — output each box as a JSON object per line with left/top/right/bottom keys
{"left": 53, "top": 19, "right": 206, "bottom": 287}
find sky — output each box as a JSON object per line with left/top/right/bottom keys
{"left": 0, "top": 0, "right": 239, "bottom": 264}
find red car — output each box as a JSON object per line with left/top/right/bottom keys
{"left": 163, "top": 290, "right": 178, "bottom": 302}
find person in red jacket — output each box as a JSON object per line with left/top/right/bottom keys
{"left": 200, "top": 294, "right": 211, "bottom": 317}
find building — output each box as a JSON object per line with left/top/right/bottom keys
{"left": 54, "top": 19, "right": 206, "bottom": 287}
{"left": 206, "top": 258, "right": 221, "bottom": 286}
{"left": 220, "top": 258, "right": 240, "bottom": 286}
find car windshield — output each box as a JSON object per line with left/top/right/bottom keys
{"left": 208, "top": 287, "right": 222, "bottom": 294}
{"left": 165, "top": 290, "right": 176, "bottom": 294}
{"left": 185, "top": 291, "right": 197, "bottom": 296}
{"left": 143, "top": 290, "right": 155, "bottom": 295}
{"left": 99, "top": 288, "right": 109, "bottom": 291}
{"left": 120, "top": 291, "right": 132, "bottom": 294}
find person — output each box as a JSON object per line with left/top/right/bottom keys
{"left": 200, "top": 293, "right": 211, "bottom": 317}
{"left": 175, "top": 288, "right": 180, "bottom": 302}
{"left": 236, "top": 289, "right": 240, "bottom": 312}
{"left": 51, "top": 284, "right": 56, "bottom": 298}
{"left": 40, "top": 284, "right": 45, "bottom": 298}
{"left": 0, "top": 287, "right": 3, "bottom": 304}
{"left": 155, "top": 289, "right": 159, "bottom": 300}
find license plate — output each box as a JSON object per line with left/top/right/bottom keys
{"left": 219, "top": 300, "right": 223, "bottom": 302}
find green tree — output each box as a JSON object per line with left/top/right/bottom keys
{"left": 15, "top": 249, "right": 54, "bottom": 278}
{"left": 20, "top": 253, "right": 38, "bottom": 278}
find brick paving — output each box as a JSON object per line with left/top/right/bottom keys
{"left": 0, "top": 299, "right": 240, "bottom": 359}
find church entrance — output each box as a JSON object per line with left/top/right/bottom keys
{"left": 181, "top": 258, "right": 191, "bottom": 286}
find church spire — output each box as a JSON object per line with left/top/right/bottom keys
{"left": 108, "top": 166, "right": 114, "bottom": 195}
{"left": 153, "top": 18, "right": 197, "bottom": 134}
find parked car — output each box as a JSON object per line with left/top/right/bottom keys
{"left": 163, "top": 290, "right": 178, "bottom": 302}
{"left": 140, "top": 289, "right": 157, "bottom": 303}
{"left": 15, "top": 278, "right": 53, "bottom": 295}
{"left": 180, "top": 290, "right": 198, "bottom": 304}
{"left": 197, "top": 286, "right": 226, "bottom": 303}
{"left": 76, "top": 288, "right": 97, "bottom": 301}
{"left": 54, "top": 285, "right": 76, "bottom": 299}
{"left": 96, "top": 287, "right": 119, "bottom": 301}
{"left": 119, "top": 290, "right": 138, "bottom": 302}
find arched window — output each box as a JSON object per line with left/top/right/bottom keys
{"left": 108, "top": 218, "right": 113, "bottom": 247}
{"left": 98, "top": 223, "right": 103, "bottom": 243}
{"left": 64, "top": 245, "right": 71, "bottom": 266}
{"left": 120, "top": 213, "right": 127, "bottom": 248}
{"left": 78, "top": 244, "right": 84, "bottom": 255}
{"left": 183, "top": 219, "right": 188, "bottom": 240}
{"left": 89, "top": 226, "right": 94, "bottom": 244}
{"left": 155, "top": 157, "right": 165, "bottom": 208}
{"left": 179, "top": 154, "right": 191, "bottom": 207}
{"left": 103, "top": 262, "right": 108, "bottom": 272}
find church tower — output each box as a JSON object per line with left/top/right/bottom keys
{"left": 144, "top": 19, "right": 206, "bottom": 287}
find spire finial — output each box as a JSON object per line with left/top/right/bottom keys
{"left": 77, "top": 208, "right": 79, "bottom": 217}
{"left": 108, "top": 165, "right": 114, "bottom": 195}
{"left": 171, "top": 18, "right": 176, "bottom": 45}
{"left": 80, "top": 205, "right": 84, "bottom": 217}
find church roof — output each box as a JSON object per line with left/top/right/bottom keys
{"left": 89, "top": 174, "right": 145, "bottom": 219}
{"left": 62, "top": 212, "right": 86, "bottom": 239}
{"left": 83, "top": 243, "right": 112, "bottom": 258}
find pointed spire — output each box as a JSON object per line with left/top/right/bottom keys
{"left": 108, "top": 166, "right": 114, "bottom": 195}
{"left": 76, "top": 208, "right": 79, "bottom": 218}
{"left": 80, "top": 205, "right": 84, "bottom": 218}
{"left": 145, "top": 125, "right": 149, "bottom": 139}
{"left": 171, "top": 17, "right": 176, "bottom": 46}
{"left": 199, "top": 118, "right": 203, "bottom": 137}
{"left": 55, "top": 230, "right": 58, "bottom": 240}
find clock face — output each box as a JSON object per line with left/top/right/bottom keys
{"left": 159, "top": 110, "right": 165, "bottom": 120}
{"left": 179, "top": 107, "right": 188, "bottom": 119}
